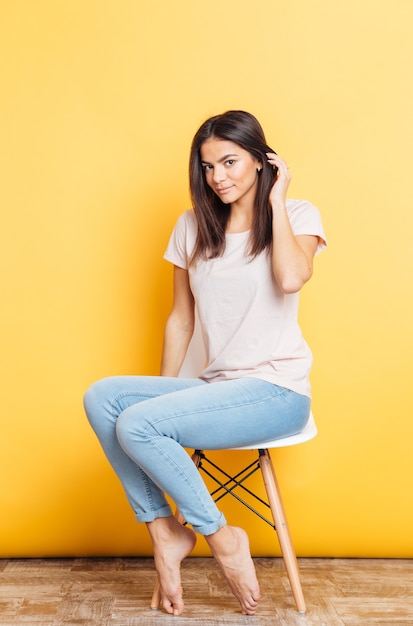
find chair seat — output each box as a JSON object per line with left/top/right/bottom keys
{"left": 231, "top": 411, "right": 317, "bottom": 450}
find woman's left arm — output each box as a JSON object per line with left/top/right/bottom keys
{"left": 267, "top": 153, "right": 319, "bottom": 294}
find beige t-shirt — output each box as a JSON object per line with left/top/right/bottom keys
{"left": 164, "top": 200, "right": 327, "bottom": 397}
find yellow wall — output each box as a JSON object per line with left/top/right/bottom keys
{"left": 1, "top": 0, "right": 412, "bottom": 558}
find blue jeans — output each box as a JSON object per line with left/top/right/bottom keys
{"left": 83, "top": 376, "right": 310, "bottom": 535}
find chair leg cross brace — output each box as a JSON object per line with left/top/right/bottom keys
{"left": 195, "top": 450, "right": 276, "bottom": 528}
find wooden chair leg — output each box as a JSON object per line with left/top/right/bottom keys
{"left": 150, "top": 578, "right": 162, "bottom": 609}
{"left": 150, "top": 450, "right": 202, "bottom": 610}
{"left": 259, "top": 448, "right": 306, "bottom": 613}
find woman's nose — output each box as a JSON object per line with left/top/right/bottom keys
{"left": 213, "top": 165, "right": 226, "bottom": 183}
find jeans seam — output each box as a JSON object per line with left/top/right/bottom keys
{"left": 146, "top": 386, "right": 292, "bottom": 432}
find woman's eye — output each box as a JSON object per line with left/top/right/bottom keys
{"left": 226, "top": 160, "right": 235, "bottom": 166}
{"left": 203, "top": 164, "right": 213, "bottom": 171}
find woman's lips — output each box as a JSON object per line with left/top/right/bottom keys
{"left": 216, "top": 186, "right": 234, "bottom": 195}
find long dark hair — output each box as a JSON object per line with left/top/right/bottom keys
{"left": 189, "top": 110, "right": 277, "bottom": 263}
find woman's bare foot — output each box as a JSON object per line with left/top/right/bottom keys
{"left": 206, "top": 525, "right": 260, "bottom": 615}
{"left": 147, "top": 516, "right": 196, "bottom": 616}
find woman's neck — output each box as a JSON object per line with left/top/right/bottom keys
{"left": 226, "top": 204, "right": 253, "bottom": 234}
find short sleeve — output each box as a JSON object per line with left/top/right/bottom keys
{"left": 163, "top": 210, "right": 198, "bottom": 269}
{"left": 286, "top": 199, "right": 327, "bottom": 255}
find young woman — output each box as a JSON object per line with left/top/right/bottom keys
{"left": 84, "top": 110, "right": 327, "bottom": 616}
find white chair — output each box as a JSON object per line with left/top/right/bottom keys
{"left": 151, "top": 323, "right": 317, "bottom": 613}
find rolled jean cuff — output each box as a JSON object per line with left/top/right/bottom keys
{"left": 192, "top": 512, "right": 227, "bottom": 536}
{"left": 135, "top": 503, "right": 173, "bottom": 524}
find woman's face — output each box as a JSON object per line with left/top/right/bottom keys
{"left": 200, "top": 138, "right": 261, "bottom": 208}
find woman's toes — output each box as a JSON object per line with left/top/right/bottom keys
{"left": 162, "top": 590, "right": 184, "bottom": 616}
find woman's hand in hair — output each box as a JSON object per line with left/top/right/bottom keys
{"left": 266, "top": 153, "right": 291, "bottom": 207}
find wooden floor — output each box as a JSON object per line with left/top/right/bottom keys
{"left": 0, "top": 557, "right": 412, "bottom": 625}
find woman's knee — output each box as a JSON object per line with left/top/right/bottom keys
{"left": 83, "top": 377, "right": 116, "bottom": 426}
{"left": 115, "top": 410, "right": 135, "bottom": 454}
{"left": 115, "top": 405, "right": 151, "bottom": 453}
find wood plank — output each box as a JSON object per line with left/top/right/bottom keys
{"left": 0, "top": 557, "right": 412, "bottom": 625}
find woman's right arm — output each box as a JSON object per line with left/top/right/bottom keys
{"left": 160, "top": 265, "right": 195, "bottom": 377}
